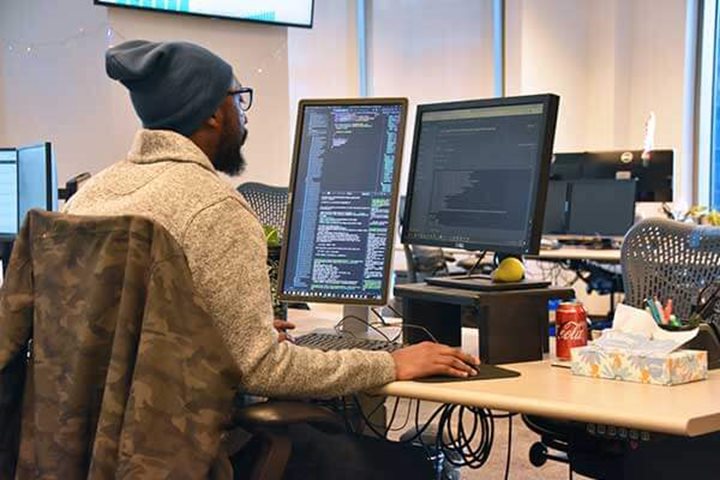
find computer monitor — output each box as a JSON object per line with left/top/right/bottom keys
{"left": 17, "top": 142, "right": 57, "bottom": 226}
{"left": 0, "top": 148, "right": 19, "bottom": 241}
{"left": 402, "top": 94, "right": 560, "bottom": 256}
{"left": 277, "top": 98, "right": 408, "bottom": 307}
{"left": 543, "top": 180, "right": 568, "bottom": 235}
{"left": 551, "top": 149, "right": 673, "bottom": 202}
{"left": 566, "top": 179, "right": 637, "bottom": 237}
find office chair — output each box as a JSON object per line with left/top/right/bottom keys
{"left": 0, "top": 211, "right": 344, "bottom": 480}
{"left": 237, "top": 182, "right": 288, "bottom": 232}
{"left": 403, "top": 244, "right": 456, "bottom": 283}
{"left": 237, "top": 182, "right": 307, "bottom": 317}
{"left": 525, "top": 218, "right": 720, "bottom": 478}
{"left": 59, "top": 172, "right": 92, "bottom": 201}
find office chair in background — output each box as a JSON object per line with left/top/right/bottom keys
{"left": 525, "top": 217, "right": 720, "bottom": 478}
{"left": 236, "top": 182, "right": 309, "bottom": 317}
{"left": 237, "top": 182, "right": 288, "bottom": 232}
{"left": 402, "top": 244, "right": 456, "bottom": 283}
{"left": 59, "top": 172, "right": 92, "bottom": 201}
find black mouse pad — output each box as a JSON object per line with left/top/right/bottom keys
{"left": 416, "top": 364, "right": 521, "bottom": 383}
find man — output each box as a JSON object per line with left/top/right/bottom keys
{"left": 64, "top": 40, "right": 479, "bottom": 476}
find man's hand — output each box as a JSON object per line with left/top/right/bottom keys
{"left": 273, "top": 319, "right": 296, "bottom": 343}
{"left": 391, "top": 342, "right": 481, "bottom": 380}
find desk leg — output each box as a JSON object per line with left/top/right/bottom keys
{"left": 401, "top": 298, "right": 461, "bottom": 347}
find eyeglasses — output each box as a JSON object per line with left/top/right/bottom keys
{"left": 228, "top": 86, "right": 253, "bottom": 112}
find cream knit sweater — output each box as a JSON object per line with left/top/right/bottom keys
{"left": 64, "top": 129, "right": 396, "bottom": 398}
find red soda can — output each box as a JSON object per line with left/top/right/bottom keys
{"left": 556, "top": 301, "right": 588, "bottom": 360}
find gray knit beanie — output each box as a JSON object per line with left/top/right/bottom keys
{"left": 106, "top": 40, "right": 234, "bottom": 136}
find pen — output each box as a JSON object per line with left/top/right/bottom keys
{"left": 654, "top": 299, "right": 665, "bottom": 324}
{"left": 663, "top": 299, "right": 673, "bottom": 324}
{"left": 646, "top": 298, "right": 662, "bottom": 324}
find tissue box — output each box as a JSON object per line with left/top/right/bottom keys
{"left": 570, "top": 346, "right": 708, "bottom": 386}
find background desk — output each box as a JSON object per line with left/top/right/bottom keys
{"left": 394, "top": 283, "right": 574, "bottom": 364}
{"left": 378, "top": 360, "right": 720, "bottom": 437}
{"left": 529, "top": 247, "right": 621, "bottom": 263}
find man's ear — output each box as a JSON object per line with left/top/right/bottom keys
{"left": 205, "top": 107, "right": 223, "bottom": 131}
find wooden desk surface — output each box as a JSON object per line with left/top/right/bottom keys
{"left": 377, "top": 360, "right": 720, "bottom": 437}
{"left": 529, "top": 247, "right": 621, "bottom": 263}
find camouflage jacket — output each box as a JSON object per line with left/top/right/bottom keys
{"left": 0, "top": 210, "right": 241, "bottom": 479}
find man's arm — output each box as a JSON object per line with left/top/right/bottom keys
{"left": 182, "top": 198, "right": 398, "bottom": 398}
{"left": 183, "top": 198, "right": 479, "bottom": 398}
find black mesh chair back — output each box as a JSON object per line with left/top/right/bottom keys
{"left": 622, "top": 218, "right": 720, "bottom": 322}
{"left": 237, "top": 183, "right": 289, "bottom": 232}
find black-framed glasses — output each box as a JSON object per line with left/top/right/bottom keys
{"left": 228, "top": 86, "right": 253, "bottom": 112}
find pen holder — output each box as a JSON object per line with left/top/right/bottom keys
{"left": 658, "top": 323, "right": 697, "bottom": 332}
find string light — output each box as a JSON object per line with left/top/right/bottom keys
{"left": 0, "top": 23, "right": 126, "bottom": 56}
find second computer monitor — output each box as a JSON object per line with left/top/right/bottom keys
{"left": 551, "top": 149, "right": 673, "bottom": 202}
{"left": 567, "top": 180, "right": 637, "bottom": 237}
{"left": 402, "top": 94, "right": 560, "bottom": 255}
{"left": 278, "top": 98, "right": 407, "bottom": 305}
{"left": 0, "top": 142, "right": 57, "bottom": 241}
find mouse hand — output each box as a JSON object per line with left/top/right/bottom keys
{"left": 391, "top": 342, "right": 480, "bottom": 380}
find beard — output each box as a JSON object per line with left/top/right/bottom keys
{"left": 213, "top": 123, "right": 248, "bottom": 177}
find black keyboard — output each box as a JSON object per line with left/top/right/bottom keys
{"left": 294, "top": 332, "right": 402, "bottom": 353}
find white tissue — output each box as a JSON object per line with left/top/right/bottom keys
{"left": 593, "top": 304, "right": 699, "bottom": 356}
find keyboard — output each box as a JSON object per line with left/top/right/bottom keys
{"left": 294, "top": 332, "right": 402, "bottom": 353}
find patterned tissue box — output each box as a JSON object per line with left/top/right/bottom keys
{"left": 570, "top": 346, "right": 708, "bottom": 386}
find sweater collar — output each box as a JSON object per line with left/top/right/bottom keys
{"left": 127, "top": 129, "right": 217, "bottom": 174}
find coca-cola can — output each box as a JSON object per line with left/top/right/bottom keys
{"left": 556, "top": 301, "right": 588, "bottom": 360}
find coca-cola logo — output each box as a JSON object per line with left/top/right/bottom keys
{"left": 558, "top": 322, "right": 586, "bottom": 341}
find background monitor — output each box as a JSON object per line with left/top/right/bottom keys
{"left": 543, "top": 180, "right": 568, "bottom": 235}
{"left": 566, "top": 179, "right": 637, "bottom": 237}
{"left": 95, "top": 0, "right": 314, "bottom": 28}
{"left": 17, "top": 143, "right": 57, "bottom": 228}
{"left": 401, "top": 94, "right": 560, "bottom": 255}
{"left": 278, "top": 98, "right": 408, "bottom": 305}
{"left": 0, "top": 149, "right": 18, "bottom": 240}
{"left": 551, "top": 149, "right": 673, "bottom": 202}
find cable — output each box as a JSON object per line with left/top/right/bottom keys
{"left": 505, "top": 415, "right": 513, "bottom": 480}
{"left": 333, "top": 315, "right": 394, "bottom": 343}
{"left": 381, "top": 303, "right": 440, "bottom": 344}
{"left": 465, "top": 250, "right": 488, "bottom": 277}
{"left": 370, "top": 306, "right": 391, "bottom": 326}
{"left": 383, "top": 302, "right": 405, "bottom": 319}
{"left": 392, "top": 323, "right": 440, "bottom": 344}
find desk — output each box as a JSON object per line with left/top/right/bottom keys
{"left": 378, "top": 360, "right": 720, "bottom": 437}
{"left": 395, "top": 283, "right": 574, "bottom": 364}
{"left": 530, "top": 247, "right": 621, "bottom": 263}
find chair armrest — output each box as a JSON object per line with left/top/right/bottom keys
{"left": 232, "top": 401, "right": 345, "bottom": 433}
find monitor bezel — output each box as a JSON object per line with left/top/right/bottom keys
{"left": 0, "top": 147, "right": 19, "bottom": 241}
{"left": 17, "top": 142, "right": 54, "bottom": 213}
{"left": 401, "top": 94, "right": 560, "bottom": 256}
{"left": 93, "top": 0, "right": 315, "bottom": 29}
{"left": 277, "top": 98, "right": 408, "bottom": 306}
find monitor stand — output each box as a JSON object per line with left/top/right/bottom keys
{"left": 340, "top": 304, "right": 371, "bottom": 335}
{"left": 425, "top": 274, "right": 550, "bottom": 292}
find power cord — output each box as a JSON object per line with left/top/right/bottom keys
{"left": 380, "top": 303, "right": 440, "bottom": 343}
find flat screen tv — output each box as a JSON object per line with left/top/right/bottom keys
{"left": 94, "top": 0, "right": 314, "bottom": 28}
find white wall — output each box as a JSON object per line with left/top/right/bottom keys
{"left": 507, "top": 0, "right": 688, "bottom": 203}
{"left": 287, "top": 0, "right": 359, "bottom": 176}
{"left": 369, "top": 0, "right": 496, "bottom": 188}
{"left": 0, "top": 0, "right": 290, "bottom": 188}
